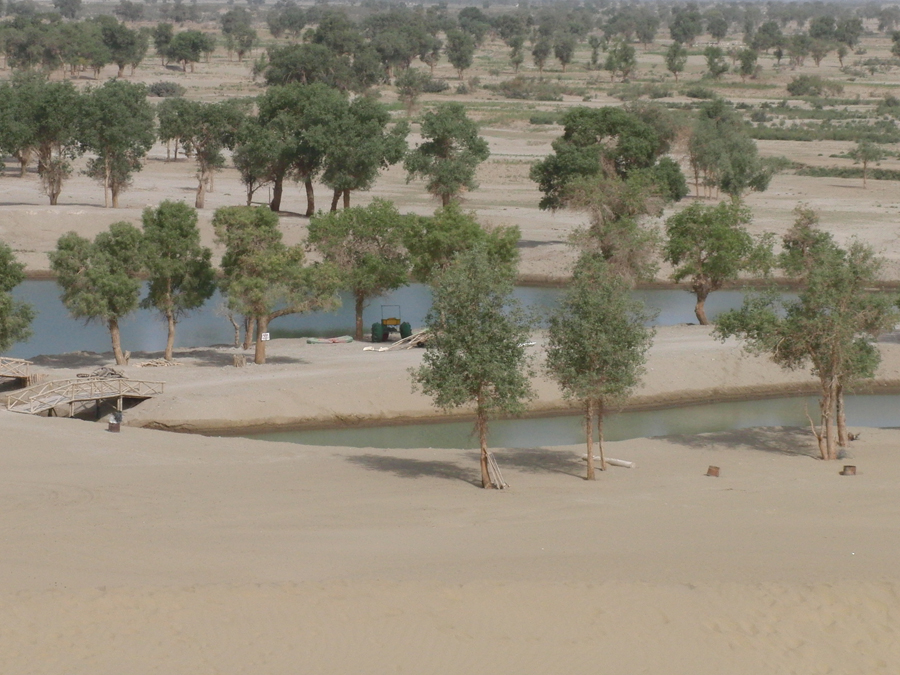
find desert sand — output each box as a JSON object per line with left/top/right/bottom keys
{"left": 3, "top": 327, "right": 900, "bottom": 674}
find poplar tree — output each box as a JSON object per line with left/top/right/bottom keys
{"left": 79, "top": 79, "right": 155, "bottom": 208}
{"left": 717, "top": 233, "right": 898, "bottom": 460}
{"left": 545, "top": 253, "right": 655, "bottom": 479}
{"left": 411, "top": 246, "right": 534, "bottom": 489}
{"left": 307, "top": 199, "right": 411, "bottom": 341}
{"left": 664, "top": 199, "right": 772, "bottom": 325}
{"left": 49, "top": 223, "right": 144, "bottom": 366}
{"left": 214, "top": 206, "right": 339, "bottom": 364}
{"left": 404, "top": 103, "right": 489, "bottom": 207}
{"left": 141, "top": 201, "right": 216, "bottom": 361}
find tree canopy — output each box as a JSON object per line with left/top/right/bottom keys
{"left": 141, "top": 201, "right": 216, "bottom": 361}
{"left": 404, "top": 102, "right": 490, "bottom": 207}
{"left": 0, "top": 242, "right": 34, "bottom": 354}
{"left": 214, "top": 206, "right": 339, "bottom": 364}
{"left": 49, "top": 222, "right": 144, "bottom": 365}
{"left": 411, "top": 245, "right": 534, "bottom": 489}
{"left": 546, "top": 253, "right": 656, "bottom": 479}
{"left": 664, "top": 200, "right": 773, "bottom": 325}
{"left": 308, "top": 199, "right": 411, "bottom": 341}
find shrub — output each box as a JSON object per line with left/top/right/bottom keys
{"left": 529, "top": 112, "right": 559, "bottom": 125}
{"left": 148, "top": 81, "right": 186, "bottom": 98}
{"left": 786, "top": 75, "right": 843, "bottom": 97}
{"left": 421, "top": 78, "right": 450, "bottom": 93}
{"left": 682, "top": 85, "right": 716, "bottom": 99}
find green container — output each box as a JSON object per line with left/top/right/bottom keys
{"left": 399, "top": 322, "right": 412, "bottom": 339}
{"left": 371, "top": 322, "right": 384, "bottom": 343}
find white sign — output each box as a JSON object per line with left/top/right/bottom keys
{"left": 261, "top": 332, "right": 271, "bottom": 341}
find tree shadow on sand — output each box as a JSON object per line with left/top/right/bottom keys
{"left": 345, "top": 453, "right": 478, "bottom": 486}
{"left": 472, "top": 447, "right": 585, "bottom": 478}
{"left": 661, "top": 426, "right": 820, "bottom": 458}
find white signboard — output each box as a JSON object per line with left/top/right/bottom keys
{"left": 261, "top": 332, "right": 271, "bottom": 341}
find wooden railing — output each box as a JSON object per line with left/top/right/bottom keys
{"left": 6, "top": 377, "right": 164, "bottom": 416}
{"left": 0, "top": 357, "right": 32, "bottom": 381}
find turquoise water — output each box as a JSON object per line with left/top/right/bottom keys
{"left": 9, "top": 279, "right": 765, "bottom": 359}
{"left": 246, "top": 394, "right": 899, "bottom": 449}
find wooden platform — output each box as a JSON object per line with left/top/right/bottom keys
{"left": 6, "top": 377, "right": 164, "bottom": 416}
{"left": 0, "top": 357, "right": 33, "bottom": 386}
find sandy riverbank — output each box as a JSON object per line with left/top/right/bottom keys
{"left": 3, "top": 327, "right": 900, "bottom": 673}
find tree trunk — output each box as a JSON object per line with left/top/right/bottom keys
{"left": 585, "top": 399, "right": 595, "bottom": 480}
{"left": 254, "top": 314, "right": 268, "bottom": 364}
{"left": 836, "top": 382, "right": 848, "bottom": 448}
{"left": 354, "top": 293, "right": 366, "bottom": 342}
{"left": 111, "top": 186, "right": 120, "bottom": 209}
{"left": 269, "top": 174, "right": 284, "bottom": 211}
{"left": 117, "top": 64, "right": 126, "bottom": 78}
{"left": 242, "top": 316, "right": 256, "bottom": 351}
{"left": 165, "top": 309, "right": 176, "bottom": 361}
{"left": 817, "top": 380, "right": 837, "bottom": 460}
{"left": 330, "top": 188, "right": 340, "bottom": 212}
{"left": 441, "top": 192, "right": 451, "bottom": 207}
{"left": 208, "top": 170, "right": 215, "bottom": 194}
{"left": 304, "top": 178, "right": 315, "bottom": 216}
{"left": 109, "top": 318, "right": 127, "bottom": 366}
{"left": 195, "top": 167, "right": 207, "bottom": 208}
{"left": 597, "top": 398, "right": 607, "bottom": 472}
{"left": 694, "top": 288, "right": 710, "bottom": 325}
{"left": 477, "top": 396, "right": 492, "bottom": 489}
{"left": 343, "top": 189, "right": 350, "bottom": 209}
{"left": 103, "top": 158, "right": 111, "bottom": 209}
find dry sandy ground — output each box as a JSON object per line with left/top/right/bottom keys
{"left": 3, "top": 328, "right": 900, "bottom": 673}
{"left": 2, "top": 405, "right": 900, "bottom": 674}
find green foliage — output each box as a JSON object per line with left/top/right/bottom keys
{"left": 213, "top": 206, "right": 339, "bottom": 364}
{"left": 682, "top": 85, "right": 717, "bottom": 99}
{"left": 140, "top": 201, "right": 216, "bottom": 360}
{"left": 604, "top": 40, "right": 637, "bottom": 82}
{"left": 410, "top": 246, "right": 534, "bottom": 487}
{"left": 404, "top": 102, "right": 489, "bottom": 207}
{"left": 664, "top": 200, "right": 773, "bottom": 324}
{"left": 79, "top": 79, "right": 155, "bottom": 208}
{"left": 0, "top": 242, "right": 33, "bottom": 353}
{"left": 530, "top": 105, "right": 681, "bottom": 211}
{"left": 320, "top": 96, "right": 409, "bottom": 207}
{"left": 664, "top": 42, "right": 688, "bottom": 81}
{"left": 786, "top": 75, "right": 844, "bottom": 97}
{"left": 716, "top": 230, "right": 898, "bottom": 459}
{"left": 564, "top": 173, "right": 663, "bottom": 284}
{"left": 703, "top": 45, "right": 729, "bottom": 79}
{"left": 404, "top": 202, "right": 520, "bottom": 282}
{"left": 848, "top": 140, "right": 886, "bottom": 187}
{"left": 488, "top": 76, "right": 584, "bottom": 102}
{"left": 545, "top": 253, "right": 655, "bottom": 478}
{"left": 307, "top": 199, "right": 411, "bottom": 340}
{"left": 395, "top": 68, "right": 432, "bottom": 114}
{"left": 445, "top": 29, "right": 475, "bottom": 79}
{"left": 688, "top": 98, "right": 773, "bottom": 199}
{"left": 48, "top": 222, "right": 144, "bottom": 365}
{"left": 147, "top": 81, "right": 186, "bottom": 98}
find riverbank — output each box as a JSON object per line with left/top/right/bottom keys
{"left": 24, "top": 324, "right": 890, "bottom": 434}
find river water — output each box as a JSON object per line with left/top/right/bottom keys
{"left": 246, "top": 394, "right": 900, "bottom": 449}
{"left": 8, "top": 279, "right": 763, "bottom": 359}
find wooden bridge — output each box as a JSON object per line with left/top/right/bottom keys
{"left": 6, "top": 377, "right": 164, "bottom": 417}
{"left": 0, "top": 357, "right": 33, "bottom": 386}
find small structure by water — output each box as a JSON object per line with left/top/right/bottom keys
{"left": 6, "top": 376, "right": 164, "bottom": 417}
